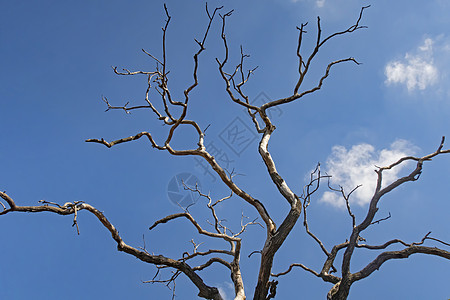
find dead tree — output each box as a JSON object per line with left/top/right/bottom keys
{"left": 1, "top": 4, "right": 449, "bottom": 300}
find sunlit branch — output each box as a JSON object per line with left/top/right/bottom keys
{"left": 182, "top": 249, "right": 234, "bottom": 261}
{"left": 85, "top": 132, "right": 166, "bottom": 149}
{"left": 183, "top": 184, "right": 233, "bottom": 235}
{"left": 0, "top": 192, "right": 223, "bottom": 300}
{"left": 149, "top": 212, "right": 240, "bottom": 243}
{"left": 332, "top": 137, "right": 450, "bottom": 299}
{"left": 193, "top": 257, "right": 231, "bottom": 271}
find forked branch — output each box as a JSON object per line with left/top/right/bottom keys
{"left": 330, "top": 137, "right": 450, "bottom": 299}
{"left": 0, "top": 191, "right": 224, "bottom": 300}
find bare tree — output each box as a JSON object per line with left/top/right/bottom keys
{"left": 1, "top": 4, "right": 449, "bottom": 300}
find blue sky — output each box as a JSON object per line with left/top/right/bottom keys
{"left": 1, "top": 0, "right": 449, "bottom": 299}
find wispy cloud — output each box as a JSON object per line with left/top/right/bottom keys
{"left": 290, "top": 0, "right": 325, "bottom": 8}
{"left": 384, "top": 38, "right": 439, "bottom": 91}
{"left": 320, "top": 140, "right": 417, "bottom": 208}
{"left": 217, "top": 282, "right": 234, "bottom": 300}
{"left": 316, "top": 0, "right": 325, "bottom": 7}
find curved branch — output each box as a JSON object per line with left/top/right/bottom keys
{"left": 293, "top": 5, "right": 369, "bottom": 95}
{"left": 333, "top": 137, "right": 450, "bottom": 299}
{"left": 193, "top": 257, "right": 231, "bottom": 271}
{"left": 86, "top": 132, "right": 276, "bottom": 236}
{"left": 216, "top": 11, "right": 260, "bottom": 113}
{"left": 357, "top": 232, "right": 450, "bottom": 250}
{"left": 149, "top": 212, "right": 239, "bottom": 243}
{"left": 85, "top": 131, "right": 166, "bottom": 149}
{"left": 182, "top": 249, "right": 234, "bottom": 261}
{"left": 262, "top": 57, "right": 360, "bottom": 110}
{"left": 352, "top": 246, "right": 450, "bottom": 282}
{"left": 0, "top": 192, "right": 223, "bottom": 300}
{"left": 302, "top": 164, "right": 332, "bottom": 256}
{"left": 258, "top": 125, "right": 299, "bottom": 207}
{"left": 272, "top": 263, "right": 340, "bottom": 284}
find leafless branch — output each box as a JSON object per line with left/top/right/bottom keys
{"left": 0, "top": 191, "right": 223, "bottom": 300}
{"left": 263, "top": 57, "right": 361, "bottom": 111}
{"left": 266, "top": 280, "right": 278, "bottom": 300}
{"left": 182, "top": 249, "right": 234, "bottom": 261}
{"left": 302, "top": 164, "right": 332, "bottom": 256}
{"left": 325, "top": 184, "right": 360, "bottom": 228}
{"left": 147, "top": 189, "right": 246, "bottom": 299}
{"left": 370, "top": 212, "right": 391, "bottom": 225}
{"left": 4, "top": 4, "right": 450, "bottom": 300}
{"left": 249, "top": 10, "right": 370, "bottom": 298}
{"left": 234, "top": 213, "right": 263, "bottom": 238}
{"left": 331, "top": 137, "right": 450, "bottom": 299}
{"left": 259, "top": 6, "right": 370, "bottom": 112}
{"left": 86, "top": 5, "right": 276, "bottom": 239}
{"left": 426, "top": 236, "right": 450, "bottom": 247}
{"left": 86, "top": 132, "right": 166, "bottom": 149}
{"left": 193, "top": 257, "right": 231, "bottom": 271}
{"left": 271, "top": 263, "right": 340, "bottom": 284}
{"left": 357, "top": 232, "right": 450, "bottom": 250}
{"left": 139, "top": 234, "right": 151, "bottom": 255}
{"left": 144, "top": 268, "right": 180, "bottom": 300}
{"left": 248, "top": 250, "right": 262, "bottom": 258}
{"left": 149, "top": 212, "right": 239, "bottom": 243}
{"left": 352, "top": 246, "right": 450, "bottom": 282}
{"left": 183, "top": 184, "right": 232, "bottom": 235}
{"left": 272, "top": 263, "right": 320, "bottom": 278}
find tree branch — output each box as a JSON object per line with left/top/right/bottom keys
{"left": 0, "top": 192, "right": 224, "bottom": 300}
{"left": 352, "top": 246, "right": 450, "bottom": 282}
{"left": 332, "top": 137, "right": 450, "bottom": 299}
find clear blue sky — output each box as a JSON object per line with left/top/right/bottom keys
{"left": 1, "top": 0, "right": 449, "bottom": 299}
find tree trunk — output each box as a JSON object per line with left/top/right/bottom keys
{"left": 327, "top": 281, "right": 351, "bottom": 300}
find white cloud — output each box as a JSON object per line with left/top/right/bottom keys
{"left": 316, "top": 0, "right": 325, "bottom": 7}
{"left": 217, "top": 282, "right": 234, "bottom": 300}
{"left": 319, "top": 140, "right": 418, "bottom": 208}
{"left": 290, "top": 0, "right": 325, "bottom": 7}
{"left": 385, "top": 38, "right": 439, "bottom": 91}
